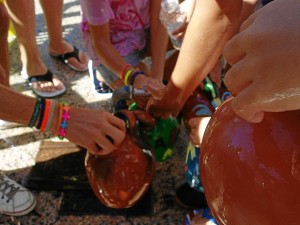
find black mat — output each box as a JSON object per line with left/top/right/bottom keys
{"left": 24, "top": 141, "right": 153, "bottom": 216}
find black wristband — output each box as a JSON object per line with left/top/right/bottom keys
{"left": 129, "top": 71, "right": 145, "bottom": 85}
{"left": 36, "top": 98, "right": 46, "bottom": 129}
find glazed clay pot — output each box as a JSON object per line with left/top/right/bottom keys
{"left": 85, "top": 110, "right": 156, "bottom": 208}
{"left": 201, "top": 99, "right": 300, "bottom": 225}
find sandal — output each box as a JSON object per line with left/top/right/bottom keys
{"left": 50, "top": 46, "right": 88, "bottom": 72}
{"left": 88, "top": 60, "right": 112, "bottom": 94}
{"left": 22, "top": 69, "right": 66, "bottom": 98}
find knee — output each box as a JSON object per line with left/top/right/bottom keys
{"left": 0, "top": 4, "right": 9, "bottom": 37}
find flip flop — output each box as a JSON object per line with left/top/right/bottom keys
{"left": 22, "top": 69, "right": 67, "bottom": 98}
{"left": 88, "top": 60, "right": 112, "bottom": 94}
{"left": 50, "top": 46, "right": 88, "bottom": 72}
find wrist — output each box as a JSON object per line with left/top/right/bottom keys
{"left": 49, "top": 101, "right": 62, "bottom": 135}
{"left": 130, "top": 71, "right": 145, "bottom": 85}
{"left": 57, "top": 103, "right": 71, "bottom": 140}
{"left": 164, "top": 81, "right": 185, "bottom": 110}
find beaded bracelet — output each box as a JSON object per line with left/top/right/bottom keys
{"left": 57, "top": 104, "right": 71, "bottom": 140}
{"left": 28, "top": 97, "right": 43, "bottom": 128}
{"left": 129, "top": 71, "right": 145, "bottom": 85}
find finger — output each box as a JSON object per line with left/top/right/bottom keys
{"left": 145, "top": 97, "right": 154, "bottom": 112}
{"left": 230, "top": 84, "right": 266, "bottom": 123}
{"left": 145, "top": 98, "right": 167, "bottom": 115}
{"left": 85, "top": 137, "right": 114, "bottom": 156}
{"left": 224, "top": 58, "right": 254, "bottom": 96}
{"left": 239, "top": 12, "right": 256, "bottom": 32}
{"left": 172, "top": 22, "right": 187, "bottom": 35}
{"left": 188, "top": 117, "right": 201, "bottom": 129}
{"left": 147, "top": 80, "right": 166, "bottom": 100}
{"left": 105, "top": 123, "right": 126, "bottom": 146}
{"left": 108, "top": 115, "right": 126, "bottom": 132}
{"left": 135, "top": 96, "right": 149, "bottom": 109}
{"left": 152, "top": 110, "right": 172, "bottom": 119}
{"left": 223, "top": 33, "right": 247, "bottom": 65}
{"left": 105, "top": 128, "right": 126, "bottom": 146}
{"left": 94, "top": 136, "right": 116, "bottom": 156}
{"left": 223, "top": 12, "right": 256, "bottom": 65}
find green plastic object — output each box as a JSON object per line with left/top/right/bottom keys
{"left": 129, "top": 103, "right": 179, "bottom": 162}
{"left": 146, "top": 116, "right": 179, "bottom": 162}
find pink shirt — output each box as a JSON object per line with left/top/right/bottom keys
{"left": 80, "top": 0, "right": 150, "bottom": 57}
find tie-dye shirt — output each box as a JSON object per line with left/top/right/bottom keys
{"left": 80, "top": 0, "right": 150, "bottom": 59}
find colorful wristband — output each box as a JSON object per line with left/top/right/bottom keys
{"left": 57, "top": 104, "right": 71, "bottom": 140}
{"left": 40, "top": 99, "right": 52, "bottom": 132}
{"left": 124, "top": 69, "right": 134, "bottom": 85}
{"left": 129, "top": 71, "right": 145, "bottom": 85}
{"left": 120, "top": 63, "right": 132, "bottom": 80}
{"left": 36, "top": 98, "right": 46, "bottom": 130}
{"left": 28, "top": 97, "right": 43, "bottom": 127}
{"left": 45, "top": 100, "right": 56, "bottom": 132}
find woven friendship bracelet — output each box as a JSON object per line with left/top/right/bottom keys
{"left": 57, "top": 104, "right": 71, "bottom": 140}
{"left": 28, "top": 97, "right": 43, "bottom": 127}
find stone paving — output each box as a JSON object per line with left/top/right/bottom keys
{"left": 0, "top": 1, "right": 190, "bottom": 224}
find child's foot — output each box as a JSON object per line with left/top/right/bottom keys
{"left": 21, "top": 69, "right": 66, "bottom": 98}
{"left": 49, "top": 40, "right": 89, "bottom": 72}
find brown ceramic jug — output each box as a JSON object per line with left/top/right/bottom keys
{"left": 201, "top": 99, "right": 300, "bottom": 225}
{"left": 85, "top": 109, "right": 156, "bottom": 209}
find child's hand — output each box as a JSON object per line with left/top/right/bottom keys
{"left": 146, "top": 79, "right": 180, "bottom": 118}
{"left": 189, "top": 117, "right": 211, "bottom": 146}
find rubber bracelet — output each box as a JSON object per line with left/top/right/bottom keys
{"left": 129, "top": 71, "right": 145, "bottom": 85}
{"left": 36, "top": 98, "right": 46, "bottom": 130}
{"left": 57, "top": 105, "right": 71, "bottom": 140}
{"left": 40, "top": 99, "right": 52, "bottom": 132}
{"left": 45, "top": 100, "right": 56, "bottom": 132}
{"left": 120, "top": 63, "right": 132, "bottom": 80}
{"left": 124, "top": 69, "right": 134, "bottom": 85}
{"left": 28, "top": 97, "right": 43, "bottom": 127}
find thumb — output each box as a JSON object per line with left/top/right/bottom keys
{"left": 230, "top": 87, "right": 265, "bottom": 123}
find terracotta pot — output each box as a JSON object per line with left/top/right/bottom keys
{"left": 85, "top": 110, "right": 156, "bottom": 208}
{"left": 201, "top": 99, "right": 300, "bottom": 225}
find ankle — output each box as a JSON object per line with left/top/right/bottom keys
{"left": 49, "top": 39, "right": 72, "bottom": 54}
